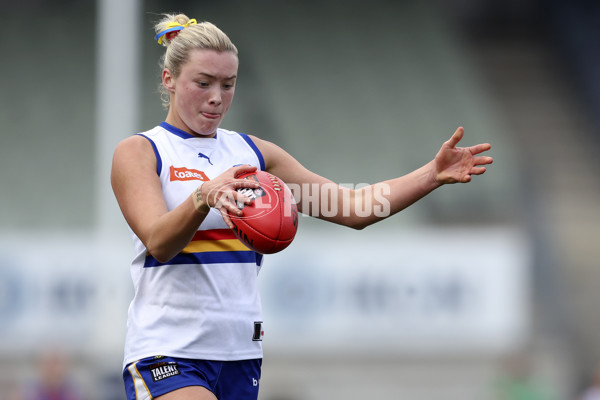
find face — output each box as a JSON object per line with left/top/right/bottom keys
{"left": 163, "top": 49, "right": 238, "bottom": 137}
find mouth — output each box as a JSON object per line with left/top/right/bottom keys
{"left": 201, "top": 112, "right": 220, "bottom": 120}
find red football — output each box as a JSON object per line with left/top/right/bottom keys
{"left": 229, "top": 170, "right": 299, "bottom": 254}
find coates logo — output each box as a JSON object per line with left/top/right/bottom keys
{"left": 170, "top": 166, "right": 209, "bottom": 182}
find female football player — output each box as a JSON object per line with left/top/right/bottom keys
{"left": 112, "top": 13, "right": 493, "bottom": 400}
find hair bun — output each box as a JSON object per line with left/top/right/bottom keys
{"left": 154, "top": 13, "right": 196, "bottom": 46}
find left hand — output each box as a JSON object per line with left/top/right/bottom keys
{"left": 434, "top": 127, "right": 493, "bottom": 184}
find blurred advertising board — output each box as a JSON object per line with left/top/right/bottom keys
{"left": 0, "top": 226, "right": 529, "bottom": 357}
{"left": 260, "top": 226, "right": 530, "bottom": 356}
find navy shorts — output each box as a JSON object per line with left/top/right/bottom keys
{"left": 123, "top": 356, "right": 262, "bottom": 400}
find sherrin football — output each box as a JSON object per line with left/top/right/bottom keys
{"left": 229, "top": 171, "right": 299, "bottom": 254}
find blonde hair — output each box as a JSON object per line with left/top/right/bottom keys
{"left": 154, "top": 13, "right": 238, "bottom": 109}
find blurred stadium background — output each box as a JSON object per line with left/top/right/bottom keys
{"left": 1, "top": 0, "right": 600, "bottom": 399}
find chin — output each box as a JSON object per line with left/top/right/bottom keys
{"left": 191, "top": 124, "right": 219, "bottom": 137}
{"left": 196, "top": 130, "right": 217, "bottom": 137}
{"left": 196, "top": 120, "right": 221, "bottom": 136}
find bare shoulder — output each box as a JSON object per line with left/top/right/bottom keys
{"left": 246, "top": 135, "right": 289, "bottom": 171}
{"left": 246, "top": 134, "right": 332, "bottom": 188}
{"left": 114, "top": 134, "right": 154, "bottom": 159}
{"left": 112, "top": 135, "right": 157, "bottom": 172}
{"left": 246, "top": 134, "right": 274, "bottom": 154}
{"left": 111, "top": 134, "right": 159, "bottom": 192}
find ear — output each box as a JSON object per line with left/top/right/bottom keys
{"left": 162, "top": 68, "right": 175, "bottom": 93}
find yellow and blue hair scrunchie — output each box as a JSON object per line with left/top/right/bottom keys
{"left": 155, "top": 19, "right": 197, "bottom": 44}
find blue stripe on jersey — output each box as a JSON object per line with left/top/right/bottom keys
{"left": 137, "top": 134, "right": 162, "bottom": 176}
{"left": 238, "top": 133, "right": 265, "bottom": 171}
{"left": 159, "top": 121, "right": 218, "bottom": 140}
{"left": 144, "top": 251, "right": 261, "bottom": 268}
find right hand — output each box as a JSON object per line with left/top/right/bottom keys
{"left": 199, "top": 164, "right": 261, "bottom": 228}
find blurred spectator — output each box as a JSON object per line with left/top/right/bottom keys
{"left": 579, "top": 364, "right": 600, "bottom": 400}
{"left": 22, "top": 351, "right": 82, "bottom": 400}
{"left": 493, "top": 353, "right": 556, "bottom": 400}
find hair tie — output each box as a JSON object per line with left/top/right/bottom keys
{"left": 155, "top": 19, "right": 197, "bottom": 44}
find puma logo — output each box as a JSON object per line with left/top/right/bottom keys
{"left": 198, "top": 152, "right": 213, "bottom": 165}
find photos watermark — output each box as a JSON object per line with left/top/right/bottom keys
{"left": 288, "top": 183, "right": 391, "bottom": 218}
{"left": 210, "top": 182, "right": 392, "bottom": 219}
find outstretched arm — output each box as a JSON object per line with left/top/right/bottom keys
{"left": 252, "top": 126, "right": 492, "bottom": 229}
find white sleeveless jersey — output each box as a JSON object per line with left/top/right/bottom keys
{"left": 123, "top": 122, "right": 266, "bottom": 367}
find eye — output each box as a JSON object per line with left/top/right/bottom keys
{"left": 223, "top": 82, "right": 235, "bottom": 90}
{"left": 196, "top": 81, "right": 210, "bottom": 88}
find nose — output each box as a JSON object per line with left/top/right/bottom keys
{"left": 208, "top": 87, "right": 222, "bottom": 106}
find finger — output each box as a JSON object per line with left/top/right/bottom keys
{"left": 230, "top": 178, "right": 261, "bottom": 190}
{"left": 446, "top": 127, "right": 464, "bottom": 148}
{"left": 224, "top": 199, "right": 243, "bottom": 217}
{"left": 473, "top": 156, "right": 494, "bottom": 166}
{"left": 219, "top": 208, "right": 236, "bottom": 230}
{"left": 231, "top": 164, "right": 258, "bottom": 178}
{"left": 232, "top": 188, "right": 256, "bottom": 205}
{"left": 214, "top": 192, "right": 242, "bottom": 214}
{"left": 470, "top": 166, "right": 487, "bottom": 176}
{"left": 469, "top": 143, "right": 491, "bottom": 155}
